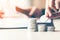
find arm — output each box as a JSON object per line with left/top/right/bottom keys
{"left": 16, "top": 6, "right": 37, "bottom": 17}
{"left": 16, "top": 6, "right": 27, "bottom": 13}
{"left": 16, "top": 6, "right": 31, "bottom": 16}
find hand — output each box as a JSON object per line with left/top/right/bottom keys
{"left": 45, "top": 0, "right": 56, "bottom": 18}
{"left": 16, "top": 6, "right": 41, "bottom": 18}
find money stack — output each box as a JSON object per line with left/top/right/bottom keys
{"left": 37, "top": 15, "right": 51, "bottom": 32}
{"left": 38, "top": 24, "right": 46, "bottom": 32}
{"left": 47, "top": 26, "right": 55, "bottom": 32}
{"left": 28, "top": 18, "right": 36, "bottom": 32}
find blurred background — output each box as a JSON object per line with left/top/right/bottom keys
{"left": 0, "top": 0, "right": 60, "bottom": 40}
{"left": 32, "top": 0, "right": 45, "bottom": 9}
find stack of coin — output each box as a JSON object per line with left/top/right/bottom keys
{"left": 28, "top": 18, "right": 36, "bottom": 32}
